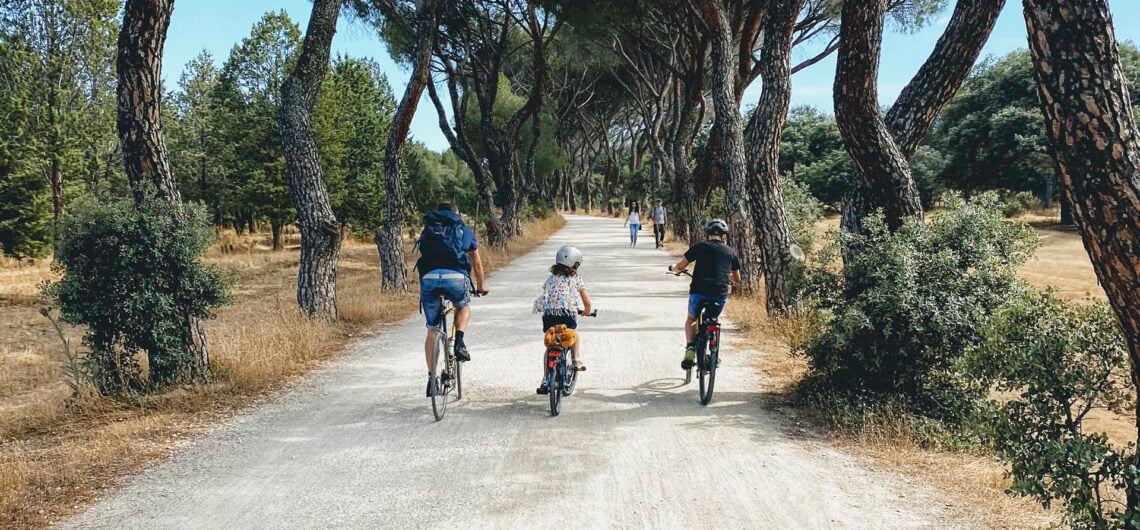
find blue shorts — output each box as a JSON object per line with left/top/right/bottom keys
{"left": 688, "top": 294, "right": 726, "bottom": 320}
{"left": 420, "top": 270, "right": 471, "bottom": 328}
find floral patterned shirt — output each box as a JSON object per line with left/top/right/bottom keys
{"left": 534, "top": 274, "right": 585, "bottom": 316}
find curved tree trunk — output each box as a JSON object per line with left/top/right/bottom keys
{"left": 117, "top": 0, "right": 179, "bottom": 205}
{"left": 702, "top": 0, "right": 758, "bottom": 290}
{"left": 1022, "top": 0, "right": 1140, "bottom": 509}
{"left": 378, "top": 0, "right": 440, "bottom": 293}
{"left": 842, "top": 0, "right": 1006, "bottom": 233}
{"left": 834, "top": 0, "right": 922, "bottom": 231}
{"left": 116, "top": 0, "right": 210, "bottom": 382}
{"left": 744, "top": 0, "right": 805, "bottom": 312}
{"left": 279, "top": 0, "right": 342, "bottom": 320}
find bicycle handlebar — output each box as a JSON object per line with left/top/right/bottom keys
{"left": 667, "top": 266, "right": 692, "bottom": 277}
{"left": 577, "top": 309, "right": 598, "bottom": 317}
{"left": 472, "top": 289, "right": 489, "bottom": 297}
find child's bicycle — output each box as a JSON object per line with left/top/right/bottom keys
{"left": 426, "top": 287, "right": 485, "bottom": 421}
{"left": 669, "top": 267, "right": 722, "bottom": 405}
{"left": 542, "top": 309, "right": 597, "bottom": 417}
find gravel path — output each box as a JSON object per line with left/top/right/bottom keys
{"left": 61, "top": 215, "right": 973, "bottom": 529}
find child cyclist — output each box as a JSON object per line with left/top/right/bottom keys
{"left": 533, "top": 245, "right": 593, "bottom": 394}
{"left": 671, "top": 219, "right": 741, "bottom": 370}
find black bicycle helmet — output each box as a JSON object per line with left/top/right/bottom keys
{"left": 705, "top": 218, "right": 728, "bottom": 236}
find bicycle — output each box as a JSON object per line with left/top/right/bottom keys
{"left": 669, "top": 267, "right": 722, "bottom": 405}
{"left": 426, "top": 288, "right": 485, "bottom": 421}
{"left": 543, "top": 309, "right": 597, "bottom": 417}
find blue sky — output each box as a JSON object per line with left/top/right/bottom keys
{"left": 162, "top": 1, "right": 1140, "bottom": 153}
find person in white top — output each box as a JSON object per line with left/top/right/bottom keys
{"left": 650, "top": 200, "right": 667, "bottom": 248}
{"left": 623, "top": 202, "right": 642, "bottom": 246}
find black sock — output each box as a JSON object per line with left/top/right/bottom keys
{"left": 455, "top": 330, "right": 465, "bottom": 344}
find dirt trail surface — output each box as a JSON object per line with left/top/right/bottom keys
{"left": 61, "top": 215, "right": 974, "bottom": 529}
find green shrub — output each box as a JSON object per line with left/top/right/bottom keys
{"left": 44, "top": 196, "right": 232, "bottom": 395}
{"left": 801, "top": 192, "right": 1038, "bottom": 422}
{"left": 782, "top": 177, "right": 823, "bottom": 256}
{"left": 523, "top": 200, "right": 553, "bottom": 220}
{"left": 999, "top": 189, "right": 1037, "bottom": 217}
{"left": 968, "top": 290, "right": 1138, "bottom": 529}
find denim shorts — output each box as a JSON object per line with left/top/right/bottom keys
{"left": 688, "top": 293, "right": 726, "bottom": 320}
{"left": 420, "top": 270, "right": 470, "bottom": 328}
{"left": 542, "top": 314, "right": 578, "bottom": 331}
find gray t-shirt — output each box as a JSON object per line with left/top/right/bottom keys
{"left": 651, "top": 206, "right": 667, "bottom": 224}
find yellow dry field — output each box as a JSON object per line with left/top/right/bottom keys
{"left": 0, "top": 215, "right": 565, "bottom": 529}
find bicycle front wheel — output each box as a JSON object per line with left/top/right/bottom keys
{"left": 430, "top": 333, "right": 449, "bottom": 421}
{"left": 562, "top": 349, "right": 577, "bottom": 396}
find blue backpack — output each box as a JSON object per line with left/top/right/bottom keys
{"left": 416, "top": 210, "right": 471, "bottom": 275}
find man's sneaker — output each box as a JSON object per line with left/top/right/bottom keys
{"left": 681, "top": 344, "right": 696, "bottom": 370}
{"left": 454, "top": 342, "right": 471, "bottom": 362}
{"left": 426, "top": 376, "right": 435, "bottom": 398}
{"left": 536, "top": 382, "right": 550, "bottom": 395}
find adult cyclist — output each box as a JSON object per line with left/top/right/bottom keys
{"left": 417, "top": 203, "right": 488, "bottom": 397}
{"left": 670, "top": 219, "right": 740, "bottom": 370}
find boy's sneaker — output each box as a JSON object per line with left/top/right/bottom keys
{"left": 681, "top": 344, "right": 696, "bottom": 370}
{"left": 454, "top": 342, "right": 471, "bottom": 362}
{"left": 536, "top": 382, "right": 550, "bottom": 395}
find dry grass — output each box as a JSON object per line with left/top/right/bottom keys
{"left": 0, "top": 214, "right": 565, "bottom": 529}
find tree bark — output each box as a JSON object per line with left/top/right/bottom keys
{"left": 378, "top": 0, "right": 440, "bottom": 293}
{"left": 834, "top": 0, "right": 922, "bottom": 231}
{"left": 702, "top": 0, "right": 759, "bottom": 289}
{"left": 842, "top": 0, "right": 1006, "bottom": 233}
{"left": 744, "top": 0, "right": 806, "bottom": 312}
{"left": 117, "top": 0, "right": 179, "bottom": 204}
{"left": 116, "top": 0, "right": 210, "bottom": 382}
{"left": 1022, "top": 0, "right": 1140, "bottom": 510}
{"left": 279, "top": 0, "right": 342, "bottom": 320}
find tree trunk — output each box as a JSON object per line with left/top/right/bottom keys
{"left": 1023, "top": 0, "right": 1140, "bottom": 511}
{"left": 270, "top": 220, "right": 283, "bottom": 251}
{"left": 116, "top": 0, "right": 211, "bottom": 382}
{"left": 278, "top": 0, "right": 342, "bottom": 320}
{"left": 49, "top": 156, "right": 63, "bottom": 223}
{"left": 117, "top": 0, "right": 179, "bottom": 204}
{"left": 834, "top": 0, "right": 922, "bottom": 231}
{"left": 1059, "top": 190, "right": 1074, "bottom": 225}
{"left": 744, "top": 0, "right": 805, "bottom": 312}
{"left": 702, "top": 0, "right": 758, "bottom": 289}
{"left": 842, "top": 0, "right": 1006, "bottom": 233}
{"left": 378, "top": 0, "right": 439, "bottom": 292}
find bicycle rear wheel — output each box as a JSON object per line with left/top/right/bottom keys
{"left": 549, "top": 366, "right": 562, "bottom": 416}
{"left": 430, "top": 333, "right": 449, "bottom": 421}
{"left": 697, "top": 334, "right": 713, "bottom": 405}
{"left": 698, "top": 332, "right": 718, "bottom": 406}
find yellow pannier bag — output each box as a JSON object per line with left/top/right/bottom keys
{"left": 543, "top": 324, "right": 577, "bottom": 348}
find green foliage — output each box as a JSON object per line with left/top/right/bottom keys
{"left": 780, "top": 106, "right": 852, "bottom": 205}
{"left": 930, "top": 45, "right": 1140, "bottom": 200}
{"left": 0, "top": 0, "right": 121, "bottom": 250}
{"left": 781, "top": 177, "right": 822, "bottom": 256}
{"left": 313, "top": 55, "right": 396, "bottom": 234}
{"left": 45, "top": 197, "right": 233, "bottom": 395}
{"left": 0, "top": 42, "right": 51, "bottom": 257}
{"left": 801, "top": 193, "right": 1038, "bottom": 422}
{"left": 999, "top": 190, "right": 1037, "bottom": 218}
{"left": 968, "top": 291, "right": 1138, "bottom": 529}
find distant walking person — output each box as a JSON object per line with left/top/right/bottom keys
{"left": 651, "top": 200, "right": 667, "bottom": 249}
{"left": 623, "top": 202, "right": 641, "bottom": 246}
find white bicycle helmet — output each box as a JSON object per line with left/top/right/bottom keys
{"left": 555, "top": 245, "right": 584, "bottom": 269}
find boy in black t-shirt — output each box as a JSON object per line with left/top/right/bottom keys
{"left": 670, "top": 219, "right": 741, "bottom": 369}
